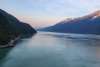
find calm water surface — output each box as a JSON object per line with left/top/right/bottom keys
{"left": 0, "top": 32, "right": 100, "bottom": 67}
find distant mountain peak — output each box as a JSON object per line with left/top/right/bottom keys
{"left": 89, "top": 10, "right": 100, "bottom": 19}
{"left": 89, "top": 10, "right": 100, "bottom": 17}
{"left": 77, "top": 10, "right": 100, "bottom": 20}
{"left": 93, "top": 10, "right": 100, "bottom": 16}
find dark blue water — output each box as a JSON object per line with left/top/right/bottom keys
{"left": 0, "top": 32, "right": 100, "bottom": 67}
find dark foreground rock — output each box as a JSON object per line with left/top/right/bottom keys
{"left": 0, "top": 9, "right": 37, "bottom": 47}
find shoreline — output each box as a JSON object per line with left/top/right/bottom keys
{"left": 0, "top": 36, "right": 21, "bottom": 48}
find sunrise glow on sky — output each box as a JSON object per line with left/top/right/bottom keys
{"left": 0, "top": 0, "right": 100, "bottom": 28}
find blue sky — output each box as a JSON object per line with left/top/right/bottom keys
{"left": 0, "top": 0, "right": 100, "bottom": 28}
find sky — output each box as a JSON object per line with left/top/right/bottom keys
{"left": 0, "top": 0, "right": 100, "bottom": 28}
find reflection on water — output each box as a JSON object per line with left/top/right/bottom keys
{"left": 0, "top": 47, "right": 13, "bottom": 67}
{"left": 1, "top": 32, "right": 100, "bottom": 67}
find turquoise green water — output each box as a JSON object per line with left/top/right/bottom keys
{"left": 0, "top": 32, "right": 100, "bottom": 67}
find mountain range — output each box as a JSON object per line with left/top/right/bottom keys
{"left": 39, "top": 10, "right": 100, "bottom": 35}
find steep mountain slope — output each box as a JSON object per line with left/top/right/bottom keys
{"left": 0, "top": 9, "right": 36, "bottom": 46}
{"left": 39, "top": 10, "right": 100, "bottom": 35}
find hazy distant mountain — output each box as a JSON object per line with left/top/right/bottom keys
{"left": 39, "top": 10, "right": 100, "bottom": 35}
{"left": 0, "top": 9, "right": 36, "bottom": 47}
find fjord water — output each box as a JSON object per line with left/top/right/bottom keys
{"left": 1, "top": 32, "right": 100, "bottom": 67}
